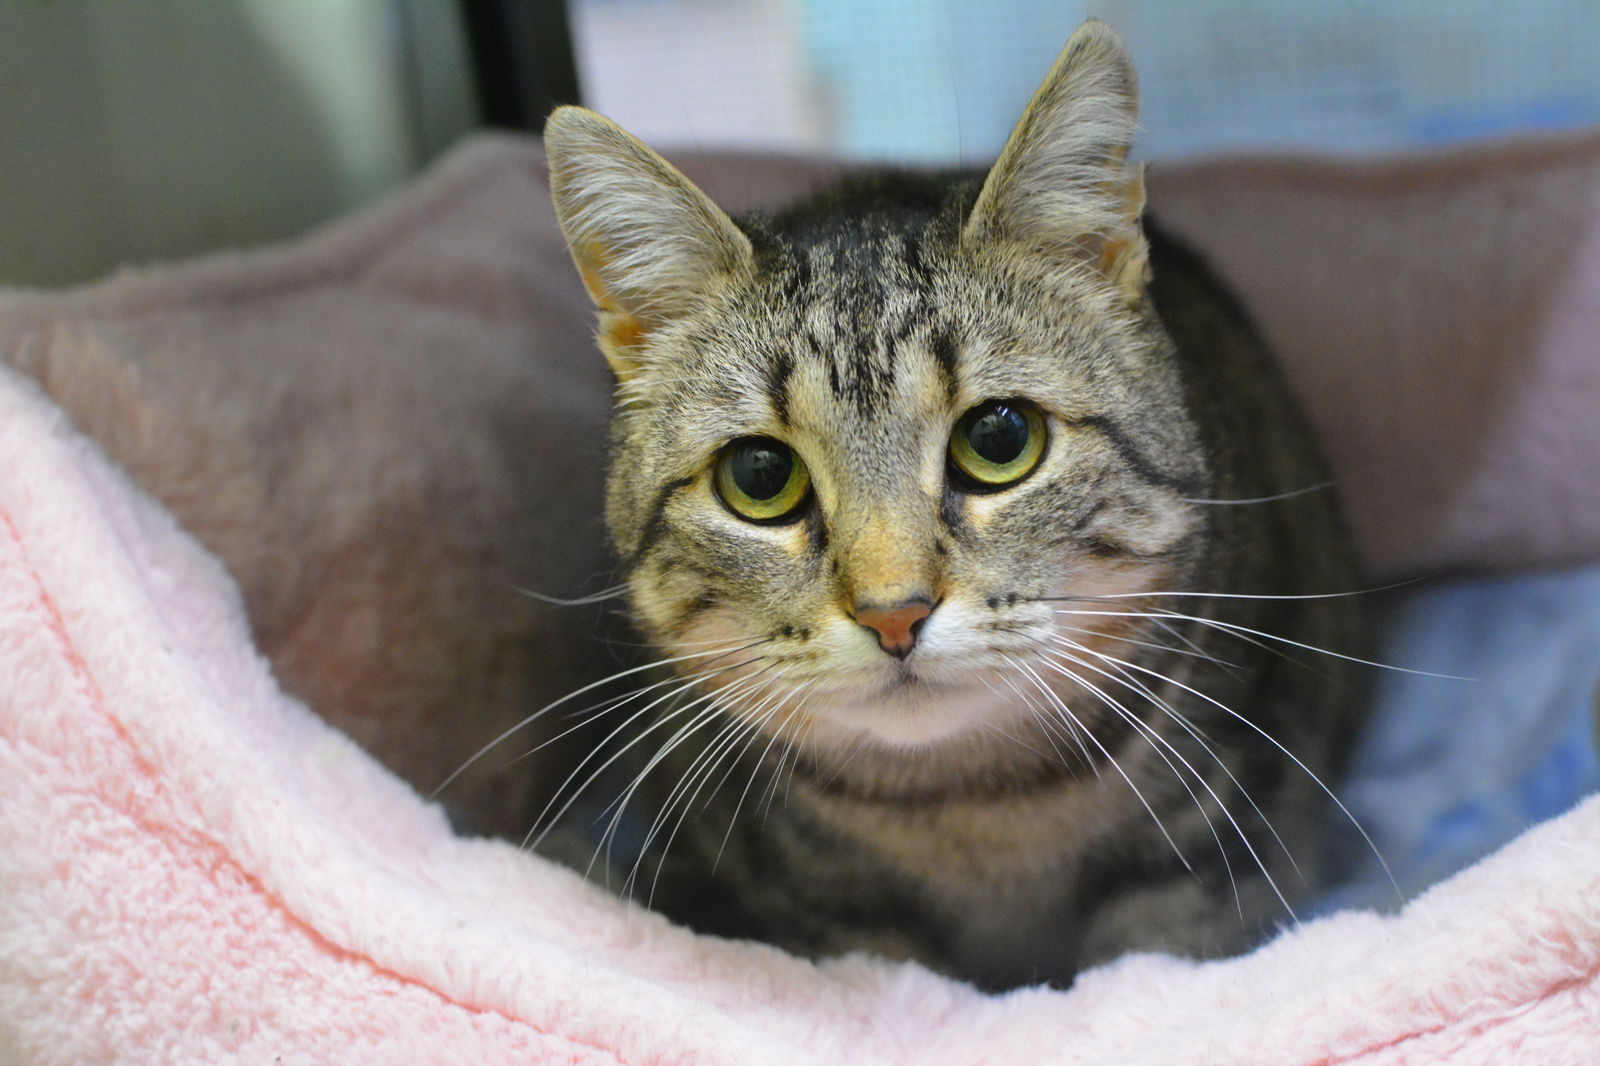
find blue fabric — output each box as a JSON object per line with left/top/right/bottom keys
{"left": 1313, "top": 565, "right": 1600, "bottom": 914}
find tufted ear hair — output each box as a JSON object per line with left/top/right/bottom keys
{"left": 963, "top": 21, "right": 1149, "bottom": 305}
{"left": 544, "top": 106, "right": 754, "bottom": 382}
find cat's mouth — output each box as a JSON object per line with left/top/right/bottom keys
{"left": 883, "top": 664, "right": 928, "bottom": 689}
{"left": 789, "top": 656, "right": 1034, "bottom": 748}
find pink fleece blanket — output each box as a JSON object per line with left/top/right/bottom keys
{"left": 3, "top": 357, "right": 1599, "bottom": 1062}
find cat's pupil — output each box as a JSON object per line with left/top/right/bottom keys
{"left": 731, "top": 441, "right": 792, "bottom": 500}
{"left": 968, "top": 404, "right": 1029, "bottom": 464}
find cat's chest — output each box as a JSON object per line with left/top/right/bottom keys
{"left": 793, "top": 767, "right": 1127, "bottom": 892}
{"left": 755, "top": 775, "right": 1132, "bottom": 985}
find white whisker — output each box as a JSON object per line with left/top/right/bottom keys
{"left": 976, "top": 676, "right": 1059, "bottom": 763}
{"left": 1064, "top": 635, "right": 1400, "bottom": 903}
{"left": 715, "top": 685, "right": 817, "bottom": 870}
{"left": 1180, "top": 482, "right": 1335, "bottom": 506}
{"left": 1053, "top": 619, "right": 1241, "bottom": 672}
{"left": 516, "top": 583, "right": 629, "bottom": 607}
{"left": 526, "top": 663, "right": 772, "bottom": 855}
{"left": 1045, "top": 581, "right": 1415, "bottom": 604}
{"left": 1045, "top": 640, "right": 1303, "bottom": 912}
{"left": 1005, "top": 655, "right": 1192, "bottom": 872}
{"left": 1050, "top": 606, "right": 1473, "bottom": 680}
{"left": 990, "top": 668, "right": 1096, "bottom": 772}
{"left": 636, "top": 676, "right": 796, "bottom": 902}
{"left": 1036, "top": 649, "right": 1260, "bottom": 913}
{"left": 432, "top": 639, "right": 765, "bottom": 797}
{"left": 768, "top": 712, "right": 820, "bottom": 819}
{"left": 602, "top": 704, "right": 729, "bottom": 888}
{"left": 597, "top": 668, "right": 785, "bottom": 888}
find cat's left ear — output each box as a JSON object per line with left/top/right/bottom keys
{"left": 544, "top": 106, "right": 754, "bottom": 382}
{"left": 963, "top": 21, "right": 1149, "bottom": 305}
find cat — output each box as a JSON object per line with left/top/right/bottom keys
{"left": 537, "top": 20, "right": 1364, "bottom": 991}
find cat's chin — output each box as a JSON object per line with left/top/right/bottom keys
{"left": 800, "top": 672, "right": 1019, "bottom": 749}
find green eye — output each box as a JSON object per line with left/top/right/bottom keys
{"left": 715, "top": 437, "right": 812, "bottom": 522}
{"left": 949, "top": 400, "right": 1047, "bottom": 489}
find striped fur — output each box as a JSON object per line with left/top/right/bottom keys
{"left": 542, "top": 22, "right": 1362, "bottom": 990}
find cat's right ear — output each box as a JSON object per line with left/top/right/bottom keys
{"left": 962, "top": 21, "right": 1149, "bottom": 305}
{"left": 544, "top": 106, "right": 754, "bottom": 383}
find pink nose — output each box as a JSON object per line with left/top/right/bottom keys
{"left": 853, "top": 599, "right": 934, "bottom": 659}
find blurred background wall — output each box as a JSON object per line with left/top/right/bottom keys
{"left": 4, "top": 0, "right": 1598, "bottom": 288}
{"left": 577, "top": 0, "right": 1600, "bottom": 162}
{"left": 0, "top": 0, "right": 477, "bottom": 287}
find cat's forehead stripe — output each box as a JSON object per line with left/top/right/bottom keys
{"left": 777, "top": 234, "right": 954, "bottom": 420}
{"left": 766, "top": 345, "right": 796, "bottom": 427}
{"left": 929, "top": 329, "right": 960, "bottom": 402}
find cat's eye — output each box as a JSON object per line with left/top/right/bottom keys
{"left": 949, "top": 400, "right": 1047, "bottom": 489}
{"left": 715, "top": 437, "right": 813, "bottom": 522}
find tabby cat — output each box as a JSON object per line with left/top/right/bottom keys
{"left": 538, "top": 21, "right": 1362, "bottom": 990}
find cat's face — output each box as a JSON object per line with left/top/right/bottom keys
{"left": 547, "top": 23, "right": 1209, "bottom": 751}
{"left": 600, "top": 234, "right": 1205, "bottom": 748}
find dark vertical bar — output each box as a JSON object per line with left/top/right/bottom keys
{"left": 459, "top": 0, "right": 582, "bottom": 132}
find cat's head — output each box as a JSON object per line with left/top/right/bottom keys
{"left": 545, "top": 22, "right": 1208, "bottom": 753}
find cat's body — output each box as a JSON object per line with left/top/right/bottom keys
{"left": 541, "top": 23, "right": 1362, "bottom": 990}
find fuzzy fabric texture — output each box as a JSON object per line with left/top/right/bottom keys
{"left": 1151, "top": 135, "right": 1600, "bottom": 580}
{"left": 3, "top": 131, "right": 1600, "bottom": 1062}
{"left": 3, "top": 353, "right": 1599, "bottom": 1064}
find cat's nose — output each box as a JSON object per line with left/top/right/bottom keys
{"left": 853, "top": 597, "right": 934, "bottom": 659}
